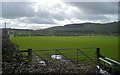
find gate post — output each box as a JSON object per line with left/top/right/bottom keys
{"left": 77, "top": 49, "right": 79, "bottom": 66}
{"left": 96, "top": 48, "right": 100, "bottom": 64}
{"left": 28, "top": 48, "right": 32, "bottom": 63}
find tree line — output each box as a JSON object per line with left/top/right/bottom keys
{"left": 10, "top": 30, "right": 119, "bottom": 37}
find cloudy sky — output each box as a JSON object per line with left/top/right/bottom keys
{"left": 0, "top": 0, "right": 119, "bottom": 29}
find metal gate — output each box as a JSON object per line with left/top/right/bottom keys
{"left": 20, "top": 47, "right": 120, "bottom": 74}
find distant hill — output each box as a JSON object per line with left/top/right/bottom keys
{"left": 8, "top": 28, "right": 33, "bottom": 31}
{"left": 10, "top": 22, "right": 119, "bottom": 36}
{"left": 44, "top": 22, "right": 118, "bottom": 32}
{"left": 37, "top": 22, "right": 119, "bottom": 36}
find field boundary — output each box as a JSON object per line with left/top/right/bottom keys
{"left": 19, "top": 47, "right": 120, "bottom": 74}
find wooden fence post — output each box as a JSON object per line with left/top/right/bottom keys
{"left": 77, "top": 49, "right": 79, "bottom": 66}
{"left": 96, "top": 48, "right": 100, "bottom": 64}
{"left": 28, "top": 48, "right": 32, "bottom": 63}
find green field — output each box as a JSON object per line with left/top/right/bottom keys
{"left": 10, "top": 36, "right": 119, "bottom": 62}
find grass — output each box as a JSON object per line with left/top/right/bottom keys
{"left": 10, "top": 36, "right": 119, "bottom": 62}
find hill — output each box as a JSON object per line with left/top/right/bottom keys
{"left": 37, "top": 22, "right": 119, "bottom": 36}
{"left": 9, "top": 22, "right": 119, "bottom": 36}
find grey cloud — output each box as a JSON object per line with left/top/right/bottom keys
{"left": 67, "top": 2, "right": 118, "bottom": 14}
{"left": 61, "top": 0, "right": 119, "bottom": 2}
{"left": 26, "top": 17, "right": 55, "bottom": 24}
{"left": 0, "top": 2, "right": 2, "bottom": 17}
{"left": 36, "top": 8, "right": 51, "bottom": 19}
{"left": 51, "top": 13, "right": 66, "bottom": 20}
{"left": 1, "top": 1, "right": 118, "bottom": 27}
{"left": 36, "top": 3, "right": 66, "bottom": 21}
{"left": 70, "top": 10, "right": 109, "bottom": 21}
{"left": 37, "top": 2, "right": 118, "bottom": 23}
{"left": 2, "top": 2, "right": 35, "bottom": 19}
{"left": 64, "top": 2, "right": 118, "bottom": 22}
{"left": 77, "top": 14, "right": 109, "bottom": 20}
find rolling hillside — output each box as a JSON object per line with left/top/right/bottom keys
{"left": 37, "top": 22, "right": 119, "bottom": 36}
{"left": 43, "top": 22, "right": 118, "bottom": 33}
{"left": 9, "top": 22, "right": 119, "bottom": 36}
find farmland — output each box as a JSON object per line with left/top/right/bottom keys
{"left": 10, "top": 36, "right": 119, "bottom": 62}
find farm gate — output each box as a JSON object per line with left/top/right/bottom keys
{"left": 20, "top": 47, "right": 120, "bottom": 74}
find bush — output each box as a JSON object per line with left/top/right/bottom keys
{"left": 2, "top": 29, "right": 29, "bottom": 74}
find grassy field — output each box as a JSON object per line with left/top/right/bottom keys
{"left": 10, "top": 36, "right": 119, "bottom": 62}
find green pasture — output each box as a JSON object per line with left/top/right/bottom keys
{"left": 10, "top": 36, "right": 119, "bottom": 62}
